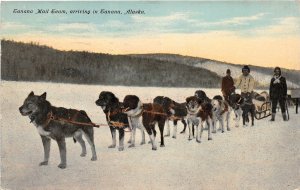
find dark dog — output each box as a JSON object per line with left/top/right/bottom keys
{"left": 153, "top": 96, "right": 187, "bottom": 138}
{"left": 228, "top": 93, "right": 254, "bottom": 127}
{"left": 241, "top": 93, "right": 255, "bottom": 127}
{"left": 122, "top": 95, "right": 166, "bottom": 150}
{"left": 19, "top": 92, "right": 97, "bottom": 169}
{"left": 194, "top": 90, "right": 211, "bottom": 103}
{"left": 95, "top": 91, "right": 137, "bottom": 151}
{"left": 185, "top": 96, "right": 213, "bottom": 143}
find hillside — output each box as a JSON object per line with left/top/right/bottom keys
{"left": 1, "top": 40, "right": 221, "bottom": 88}
{"left": 131, "top": 54, "right": 300, "bottom": 89}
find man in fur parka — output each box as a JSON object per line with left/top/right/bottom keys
{"left": 269, "top": 67, "right": 288, "bottom": 121}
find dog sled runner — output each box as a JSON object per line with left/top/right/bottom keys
{"left": 254, "top": 101, "right": 272, "bottom": 120}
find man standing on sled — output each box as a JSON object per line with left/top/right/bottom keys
{"left": 235, "top": 65, "right": 255, "bottom": 100}
{"left": 269, "top": 67, "right": 288, "bottom": 121}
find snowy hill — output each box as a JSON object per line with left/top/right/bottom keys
{"left": 195, "top": 61, "right": 300, "bottom": 89}
{"left": 132, "top": 54, "right": 300, "bottom": 89}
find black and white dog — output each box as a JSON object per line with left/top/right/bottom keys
{"left": 185, "top": 96, "right": 213, "bottom": 143}
{"left": 19, "top": 92, "right": 97, "bottom": 169}
{"left": 122, "top": 95, "right": 166, "bottom": 150}
{"left": 228, "top": 93, "right": 254, "bottom": 127}
{"left": 180, "top": 90, "right": 211, "bottom": 134}
{"left": 95, "top": 91, "right": 139, "bottom": 151}
{"left": 153, "top": 96, "right": 187, "bottom": 138}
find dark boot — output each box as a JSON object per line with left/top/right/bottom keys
{"left": 270, "top": 113, "right": 275, "bottom": 121}
{"left": 282, "top": 113, "right": 288, "bottom": 121}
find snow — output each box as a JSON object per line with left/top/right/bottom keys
{"left": 1, "top": 81, "right": 299, "bottom": 190}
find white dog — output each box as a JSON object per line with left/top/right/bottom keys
{"left": 211, "top": 99, "right": 231, "bottom": 133}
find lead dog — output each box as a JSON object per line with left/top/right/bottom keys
{"left": 19, "top": 92, "right": 97, "bottom": 169}
{"left": 185, "top": 96, "right": 213, "bottom": 143}
{"left": 211, "top": 95, "right": 230, "bottom": 133}
{"left": 95, "top": 91, "right": 141, "bottom": 151}
{"left": 122, "top": 95, "right": 166, "bottom": 150}
{"left": 153, "top": 96, "right": 187, "bottom": 138}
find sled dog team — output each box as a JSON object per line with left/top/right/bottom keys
{"left": 18, "top": 66, "right": 288, "bottom": 169}
{"left": 18, "top": 89, "right": 259, "bottom": 169}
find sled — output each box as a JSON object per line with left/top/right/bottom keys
{"left": 254, "top": 101, "right": 272, "bottom": 120}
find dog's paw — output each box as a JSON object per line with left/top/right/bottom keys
{"left": 160, "top": 144, "right": 165, "bottom": 147}
{"left": 164, "top": 134, "right": 170, "bottom": 137}
{"left": 152, "top": 146, "right": 157, "bottom": 151}
{"left": 227, "top": 128, "right": 231, "bottom": 131}
{"left": 180, "top": 130, "right": 185, "bottom": 134}
{"left": 91, "top": 156, "right": 97, "bottom": 161}
{"left": 212, "top": 130, "right": 217, "bottom": 134}
{"left": 118, "top": 147, "right": 124, "bottom": 151}
{"left": 58, "top": 163, "right": 66, "bottom": 169}
{"left": 172, "top": 136, "right": 176, "bottom": 139}
{"left": 127, "top": 140, "right": 132, "bottom": 144}
{"left": 208, "top": 137, "right": 212, "bottom": 141}
{"left": 196, "top": 139, "right": 201, "bottom": 143}
{"left": 222, "top": 130, "right": 225, "bottom": 133}
{"left": 108, "top": 144, "right": 116, "bottom": 148}
{"left": 148, "top": 140, "right": 152, "bottom": 144}
{"left": 128, "top": 144, "right": 135, "bottom": 148}
{"left": 140, "top": 141, "right": 146, "bottom": 145}
{"left": 188, "top": 137, "right": 193, "bottom": 141}
{"left": 80, "top": 152, "right": 87, "bottom": 157}
{"left": 39, "top": 161, "right": 48, "bottom": 166}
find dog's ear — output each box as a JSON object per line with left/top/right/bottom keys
{"left": 186, "top": 96, "right": 192, "bottom": 103}
{"left": 29, "top": 91, "right": 34, "bottom": 97}
{"left": 40, "top": 92, "right": 47, "bottom": 100}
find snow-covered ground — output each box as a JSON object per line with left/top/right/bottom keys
{"left": 1, "top": 81, "right": 299, "bottom": 190}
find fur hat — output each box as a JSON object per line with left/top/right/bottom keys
{"left": 242, "top": 65, "right": 250, "bottom": 73}
{"left": 274, "top": 67, "right": 281, "bottom": 75}
{"left": 226, "top": 69, "right": 231, "bottom": 74}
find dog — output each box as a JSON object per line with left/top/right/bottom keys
{"left": 228, "top": 93, "right": 254, "bottom": 127}
{"left": 19, "top": 92, "right": 97, "bottom": 169}
{"left": 153, "top": 96, "right": 187, "bottom": 138}
{"left": 95, "top": 91, "right": 142, "bottom": 151}
{"left": 180, "top": 89, "right": 210, "bottom": 134}
{"left": 241, "top": 93, "right": 255, "bottom": 126}
{"left": 211, "top": 95, "right": 230, "bottom": 133}
{"left": 194, "top": 90, "right": 211, "bottom": 103}
{"left": 185, "top": 96, "right": 213, "bottom": 143}
{"left": 122, "top": 95, "right": 166, "bottom": 150}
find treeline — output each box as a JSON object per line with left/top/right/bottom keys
{"left": 1, "top": 40, "right": 221, "bottom": 87}
{"left": 132, "top": 53, "right": 300, "bottom": 87}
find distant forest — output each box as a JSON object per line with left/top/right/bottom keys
{"left": 1, "top": 40, "right": 221, "bottom": 88}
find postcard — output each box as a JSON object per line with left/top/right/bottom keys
{"left": 1, "top": 1, "right": 299, "bottom": 190}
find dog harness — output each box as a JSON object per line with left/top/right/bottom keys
{"left": 107, "top": 110, "right": 130, "bottom": 128}
{"left": 43, "top": 110, "right": 100, "bottom": 128}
